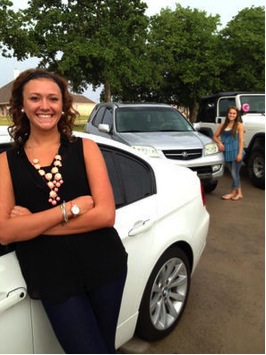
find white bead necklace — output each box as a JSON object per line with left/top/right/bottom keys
{"left": 32, "top": 154, "right": 64, "bottom": 205}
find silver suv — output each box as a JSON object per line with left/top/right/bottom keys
{"left": 85, "top": 103, "right": 224, "bottom": 192}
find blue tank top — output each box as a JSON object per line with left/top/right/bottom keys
{"left": 221, "top": 130, "right": 239, "bottom": 162}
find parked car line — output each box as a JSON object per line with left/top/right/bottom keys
{"left": 85, "top": 102, "right": 224, "bottom": 192}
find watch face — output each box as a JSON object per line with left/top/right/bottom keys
{"left": 71, "top": 204, "right": 80, "bottom": 216}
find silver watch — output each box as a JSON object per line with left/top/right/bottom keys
{"left": 70, "top": 204, "right": 80, "bottom": 217}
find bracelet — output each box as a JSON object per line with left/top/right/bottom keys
{"left": 60, "top": 201, "right": 69, "bottom": 224}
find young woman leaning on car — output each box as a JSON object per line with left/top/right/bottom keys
{"left": 0, "top": 68, "right": 127, "bottom": 354}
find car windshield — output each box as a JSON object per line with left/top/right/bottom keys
{"left": 240, "top": 95, "right": 265, "bottom": 114}
{"left": 115, "top": 107, "right": 194, "bottom": 133}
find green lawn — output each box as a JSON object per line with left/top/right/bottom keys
{"left": 0, "top": 116, "right": 86, "bottom": 132}
{"left": 0, "top": 117, "right": 12, "bottom": 125}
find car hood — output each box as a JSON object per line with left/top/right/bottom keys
{"left": 116, "top": 131, "right": 212, "bottom": 149}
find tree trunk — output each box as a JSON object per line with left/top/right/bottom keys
{"left": 189, "top": 96, "right": 197, "bottom": 123}
{"left": 104, "top": 81, "right": 111, "bottom": 102}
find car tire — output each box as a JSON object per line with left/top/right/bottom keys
{"left": 247, "top": 147, "right": 265, "bottom": 189}
{"left": 203, "top": 180, "right": 218, "bottom": 193}
{"left": 136, "top": 246, "right": 191, "bottom": 341}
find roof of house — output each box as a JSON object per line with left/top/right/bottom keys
{"left": 0, "top": 80, "right": 96, "bottom": 105}
{"left": 0, "top": 81, "right": 14, "bottom": 104}
{"left": 72, "top": 94, "right": 95, "bottom": 104}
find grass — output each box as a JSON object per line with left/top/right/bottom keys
{"left": 0, "top": 117, "right": 12, "bottom": 125}
{"left": 0, "top": 116, "right": 87, "bottom": 132}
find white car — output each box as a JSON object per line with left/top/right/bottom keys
{"left": 0, "top": 129, "right": 209, "bottom": 353}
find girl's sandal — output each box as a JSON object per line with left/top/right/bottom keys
{"left": 222, "top": 194, "right": 234, "bottom": 200}
{"left": 231, "top": 194, "right": 243, "bottom": 201}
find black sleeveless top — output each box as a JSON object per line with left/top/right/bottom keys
{"left": 6, "top": 135, "right": 127, "bottom": 302}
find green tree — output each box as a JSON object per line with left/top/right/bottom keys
{"left": 3, "top": 0, "right": 149, "bottom": 101}
{"left": 0, "top": 0, "right": 33, "bottom": 59}
{"left": 141, "top": 5, "right": 225, "bottom": 120}
{"left": 219, "top": 6, "right": 265, "bottom": 91}
{"left": 0, "top": 2, "right": 264, "bottom": 107}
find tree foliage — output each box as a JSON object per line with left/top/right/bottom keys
{"left": 12, "top": 0, "right": 148, "bottom": 101}
{"left": 0, "top": 0, "right": 33, "bottom": 58}
{"left": 140, "top": 5, "right": 224, "bottom": 117}
{"left": 219, "top": 6, "right": 265, "bottom": 91}
{"left": 0, "top": 1, "right": 264, "bottom": 117}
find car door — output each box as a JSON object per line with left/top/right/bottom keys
{"left": 99, "top": 145, "right": 158, "bottom": 328}
{"left": 0, "top": 245, "right": 64, "bottom": 354}
{"left": 0, "top": 247, "right": 34, "bottom": 353}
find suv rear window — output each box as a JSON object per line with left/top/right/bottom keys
{"left": 239, "top": 95, "right": 265, "bottom": 114}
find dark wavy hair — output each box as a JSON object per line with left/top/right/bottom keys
{"left": 8, "top": 68, "right": 79, "bottom": 145}
{"left": 220, "top": 106, "right": 241, "bottom": 138}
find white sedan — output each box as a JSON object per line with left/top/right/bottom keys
{"left": 0, "top": 130, "right": 209, "bottom": 353}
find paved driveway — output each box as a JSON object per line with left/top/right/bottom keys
{"left": 120, "top": 166, "right": 265, "bottom": 354}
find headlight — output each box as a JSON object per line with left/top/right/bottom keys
{"left": 132, "top": 145, "right": 160, "bottom": 157}
{"left": 204, "top": 143, "right": 219, "bottom": 156}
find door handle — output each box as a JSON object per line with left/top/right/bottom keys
{"left": 0, "top": 287, "right": 27, "bottom": 313}
{"left": 128, "top": 219, "right": 153, "bottom": 236}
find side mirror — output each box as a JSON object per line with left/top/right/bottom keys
{"left": 98, "top": 123, "right": 111, "bottom": 133}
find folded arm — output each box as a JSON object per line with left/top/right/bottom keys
{"left": 0, "top": 138, "right": 115, "bottom": 244}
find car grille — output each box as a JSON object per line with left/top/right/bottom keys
{"left": 162, "top": 149, "right": 202, "bottom": 160}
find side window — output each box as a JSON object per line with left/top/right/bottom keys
{"left": 197, "top": 100, "right": 216, "bottom": 123}
{"left": 88, "top": 104, "right": 99, "bottom": 121}
{"left": 240, "top": 95, "right": 265, "bottom": 113}
{"left": 102, "top": 108, "right": 113, "bottom": 129}
{"left": 99, "top": 145, "right": 156, "bottom": 208}
{"left": 92, "top": 106, "right": 106, "bottom": 127}
{"left": 218, "top": 98, "right": 236, "bottom": 116}
{"left": 116, "top": 152, "right": 155, "bottom": 204}
{"left": 100, "top": 148, "right": 124, "bottom": 207}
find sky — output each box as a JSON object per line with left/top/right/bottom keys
{"left": 0, "top": 0, "right": 264, "bottom": 102}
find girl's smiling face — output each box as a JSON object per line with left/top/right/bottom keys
{"left": 227, "top": 108, "right": 238, "bottom": 122}
{"left": 22, "top": 78, "right": 63, "bottom": 131}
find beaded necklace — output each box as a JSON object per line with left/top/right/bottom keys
{"left": 32, "top": 154, "right": 63, "bottom": 205}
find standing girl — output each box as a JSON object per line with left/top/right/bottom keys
{"left": 213, "top": 106, "right": 245, "bottom": 201}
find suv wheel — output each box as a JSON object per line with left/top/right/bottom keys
{"left": 136, "top": 247, "right": 191, "bottom": 341}
{"left": 247, "top": 147, "right": 265, "bottom": 189}
{"left": 203, "top": 180, "right": 218, "bottom": 193}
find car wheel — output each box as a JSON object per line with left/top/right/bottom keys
{"left": 203, "top": 180, "right": 218, "bottom": 193}
{"left": 136, "top": 247, "right": 191, "bottom": 341}
{"left": 247, "top": 147, "right": 265, "bottom": 189}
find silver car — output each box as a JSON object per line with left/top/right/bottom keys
{"left": 85, "top": 103, "right": 224, "bottom": 192}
